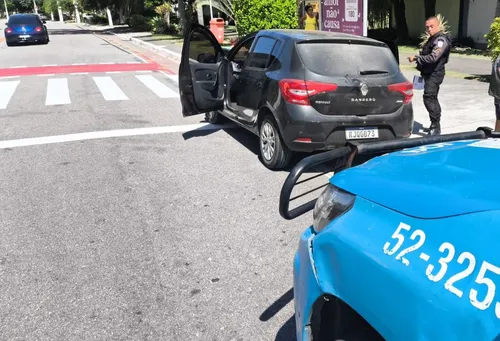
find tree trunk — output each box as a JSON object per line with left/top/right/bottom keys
{"left": 424, "top": 0, "right": 436, "bottom": 19}
{"left": 496, "top": 0, "right": 500, "bottom": 18}
{"left": 393, "top": 0, "right": 409, "bottom": 40}
{"left": 178, "top": 0, "right": 187, "bottom": 34}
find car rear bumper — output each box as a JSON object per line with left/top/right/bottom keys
{"left": 6, "top": 32, "right": 47, "bottom": 44}
{"left": 276, "top": 102, "right": 414, "bottom": 153}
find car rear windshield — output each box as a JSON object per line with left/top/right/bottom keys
{"left": 296, "top": 42, "right": 400, "bottom": 77}
{"left": 8, "top": 16, "right": 39, "bottom": 25}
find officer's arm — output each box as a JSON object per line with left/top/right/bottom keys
{"left": 416, "top": 38, "right": 449, "bottom": 65}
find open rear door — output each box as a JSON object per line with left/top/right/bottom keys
{"left": 179, "top": 23, "right": 225, "bottom": 117}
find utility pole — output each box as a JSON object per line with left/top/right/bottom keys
{"left": 33, "top": 0, "right": 38, "bottom": 14}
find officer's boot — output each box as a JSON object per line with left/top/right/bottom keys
{"left": 428, "top": 122, "right": 441, "bottom": 135}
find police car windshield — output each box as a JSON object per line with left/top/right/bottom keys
{"left": 297, "top": 42, "right": 399, "bottom": 77}
{"left": 8, "top": 15, "right": 38, "bottom": 25}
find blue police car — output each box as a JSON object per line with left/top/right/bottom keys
{"left": 279, "top": 127, "right": 500, "bottom": 341}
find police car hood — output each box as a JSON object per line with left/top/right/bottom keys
{"left": 330, "top": 139, "right": 500, "bottom": 219}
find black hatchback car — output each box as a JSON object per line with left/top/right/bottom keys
{"left": 179, "top": 24, "right": 414, "bottom": 170}
{"left": 4, "top": 13, "right": 50, "bottom": 46}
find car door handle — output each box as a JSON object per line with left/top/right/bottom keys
{"left": 207, "top": 73, "right": 213, "bottom": 80}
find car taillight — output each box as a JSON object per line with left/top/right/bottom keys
{"left": 35, "top": 26, "right": 42, "bottom": 32}
{"left": 279, "top": 79, "right": 338, "bottom": 106}
{"left": 5, "top": 28, "right": 12, "bottom": 34}
{"left": 388, "top": 81, "right": 413, "bottom": 104}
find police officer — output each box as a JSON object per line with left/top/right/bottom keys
{"left": 488, "top": 54, "right": 500, "bottom": 132}
{"left": 408, "top": 16, "right": 452, "bottom": 135}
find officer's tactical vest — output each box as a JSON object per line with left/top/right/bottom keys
{"left": 489, "top": 55, "right": 500, "bottom": 100}
{"left": 418, "top": 31, "right": 451, "bottom": 75}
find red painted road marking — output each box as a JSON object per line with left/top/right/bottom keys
{"left": 0, "top": 62, "right": 165, "bottom": 77}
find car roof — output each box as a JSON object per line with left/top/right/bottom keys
{"left": 329, "top": 138, "right": 500, "bottom": 219}
{"left": 10, "top": 13, "right": 38, "bottom": 17}
{"left": 260, "top": 29, "right": 382, "bottom": 44}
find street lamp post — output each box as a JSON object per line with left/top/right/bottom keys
{"left": 33, "top": 0, "right": 38, "bottom": 14}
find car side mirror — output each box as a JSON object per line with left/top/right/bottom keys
{"left": 42, "top": 20, "right": 46, "bottom": 24}
{"left": 197, "top": 52, "right": 216, "bottom": 63}
{"left": 5, "top": 22, "right": 7, "bottom": 26}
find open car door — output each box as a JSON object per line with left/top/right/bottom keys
{"left": 179, "top": 23, "right": 226, "bottom": 117}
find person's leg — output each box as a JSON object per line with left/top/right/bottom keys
{"left": 423, "top": 71, "right": 445, "bottom": 135}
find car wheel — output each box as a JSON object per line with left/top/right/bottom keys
{"left": 259, "top": 116, "right": 293, "bottom": 170}
{"left": 205, "top": 111, "right": 223, "bottom": 124}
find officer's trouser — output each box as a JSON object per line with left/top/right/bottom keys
{"left": 423, "top": 69, "right": 445, "bottom": 125}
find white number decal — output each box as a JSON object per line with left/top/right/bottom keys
{"left": 383, "top": 222, "right": 410, "bottom": 256}
{"left": 426, "top": 242, "right": 455, "bottom": 282}
{"left": 384, "top": 222, "right": 500, "bottom": 318}
{"left": 444, "top": 252, "right": 476, "bottom": 298}
{"left": 470, "top": 261, "right": 500, "bottom": 310}
{"left": 395, "top": 229, "right": 426, "bottom": 262}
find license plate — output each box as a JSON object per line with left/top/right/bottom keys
{"left": 19, "top": 35, "right": 30, "bottom": 38}
{"left": 345, "top": 127, "right": 379, "bottom": 140}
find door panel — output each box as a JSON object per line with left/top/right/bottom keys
{"left": 179, "top": 24, "right": 225, "bottom": 117}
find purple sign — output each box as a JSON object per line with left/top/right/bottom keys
{"left": 321, "top": 0, "right": 364, "bottom": 36}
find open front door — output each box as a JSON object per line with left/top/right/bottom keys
{"left": 179, "top": 24, "right": 225, "bottom": 117}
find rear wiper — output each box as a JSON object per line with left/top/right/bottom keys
{"left": 359, "top": 70, "right": 389, "bottom": 75}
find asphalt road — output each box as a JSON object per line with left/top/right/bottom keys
{"left": 0, "top": 19, "right": 318, "bottom": 341}
{"left": 1, "top": 18, "right": 497, "bottom": 341}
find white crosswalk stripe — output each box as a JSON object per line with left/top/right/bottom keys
{"left": 136, "top": 75, "right": 178, "bottom": 98}
{"left": 46, "top": 78, "right": 71, "bottom": 106}
{"left": 0, "top": 80, "right": 19, "bottom": 109}
{"left": 0, "top": 73, "right": 179, "bottom": 110}
{"left": 93, "top": 76, "right": 129, "bottom": 101}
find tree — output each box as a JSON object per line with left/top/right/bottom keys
{"left": 233, "top": 0, "right": 297, "bottom": 37}
{"left": 424, "top": 0, "right": 435, "bottom": 19}
{"left": 392, "top": 0, "right": 409, "bottom": 40}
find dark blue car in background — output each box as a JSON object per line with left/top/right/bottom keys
{"left": 4, "top": 13, "right": 50, "bottom": 47}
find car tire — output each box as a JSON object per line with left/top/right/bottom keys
{"left": 259, "top": 116, "right": 293, "bottom": 170}
{"left": 205, "top": 111, "right": 223, "bottom": 124}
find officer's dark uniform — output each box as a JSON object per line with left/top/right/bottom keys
{"left": 415, "top": 31, "right": 452, "bottom": 135}
{"left": 488, "top": 54, "right": 500, "bottom": 128}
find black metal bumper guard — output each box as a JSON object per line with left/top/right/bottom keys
{"left": 279, "top": 127, "right": 500, "bottom": 220}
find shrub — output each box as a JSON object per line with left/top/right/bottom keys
{"left": 233, "top": 0, "right": 298, "bottom": 37}
{"left": 128, "top": 14, "right": 152, "bottom": 32}
{"left": 485, "top": 17, "right": 500, "bottom": 61}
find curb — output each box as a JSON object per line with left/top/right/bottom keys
{"left": 77, "top": 23, "right": 182, "bottom": 60}
{"left": 127, "top": 36, "right": 182, "bottom": 60}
